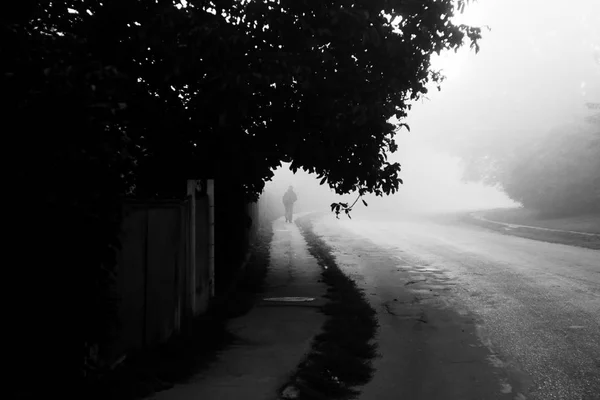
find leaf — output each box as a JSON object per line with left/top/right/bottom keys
{"left": 362, "top": 199, "right": 368, "bottom": 207}
{"left": 398, "top": 123, "right": 410, "bottom": 132}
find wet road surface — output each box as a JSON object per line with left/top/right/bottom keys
{"left": 311, "top": 214, "right": 600, "bottom": 400}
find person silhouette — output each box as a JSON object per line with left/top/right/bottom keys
{"left": 282, "top": 186, "right": 298, "bottom": 223}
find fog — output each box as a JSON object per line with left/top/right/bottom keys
{"left": 264, "top": 0, "right": 600, "bottom": 219}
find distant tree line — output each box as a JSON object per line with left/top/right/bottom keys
{"left": 462, "top": 103, "right": 600, "bottom": 217}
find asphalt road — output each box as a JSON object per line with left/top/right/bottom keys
{"left": 310, "top": 213, "right": 600, "bottom": 400}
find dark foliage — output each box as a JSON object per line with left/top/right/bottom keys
{"left": 1, "top": 0, "right": 480, "bottom": 388}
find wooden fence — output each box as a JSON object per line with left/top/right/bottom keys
{"left": 106, "top": 180, "right": 276, "bottom": 361}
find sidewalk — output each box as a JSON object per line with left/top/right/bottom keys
{"left": 148, "top": 217, "right": 326, "bottom": 400}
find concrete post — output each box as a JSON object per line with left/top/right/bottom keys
{"left": 207, "top": 179, "right": 215, "bottom": 297}
{"left": 186, "top": 180, "right": 197, "bottom": 315}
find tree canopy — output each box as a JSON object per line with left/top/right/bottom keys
{"left": 3, "top": 0, "right": 481, "bottom": 201}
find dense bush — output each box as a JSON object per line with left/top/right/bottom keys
{"left": 503, "top": 123, "right": 600, "bottom": 216}
{"left": 461, "top": 113, "right": 600, "bottom": 217}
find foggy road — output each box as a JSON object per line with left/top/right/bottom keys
{"left": 310, "top": 214, "right": 600, "bottom": 400}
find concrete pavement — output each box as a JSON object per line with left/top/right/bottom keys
{"left": 148, "top": 217, "right": 326, "bottom": 400}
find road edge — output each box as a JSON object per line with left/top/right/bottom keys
{"left": 463, "top": 212, "right": 600, "bottom": 250}
{"left": 278, "top": 213, "right": 379, "bottom": 400}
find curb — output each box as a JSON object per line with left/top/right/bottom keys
{"left": 470, "top": 213, "right": 600, "bottom": 237}
{"left": 277, "top": 214, "right": 378, "bottom": 400}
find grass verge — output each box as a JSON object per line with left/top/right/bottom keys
{"left": 480, "top": 208, "right": 600, "bottom": 234}
{"left": 84, "top": 223, "right": 274, "bottom": 400}
{"left": 463, "top": 211, "right": 600, "bottom": 250}
{"left": 280, "top": 214, "right": 378, "bottom": 400}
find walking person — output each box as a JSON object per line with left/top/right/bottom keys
{"left": 282, "top": 186, "right": 298, "bottom": 223}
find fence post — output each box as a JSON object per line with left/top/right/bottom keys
{"left": 207, "top": 179, "right": 215, "bottom": 298}
{"left": 186, "top": 180, "right": 197, "bottom": 316}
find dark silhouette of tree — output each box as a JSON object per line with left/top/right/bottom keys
{"left": 4, "top": 0, "right": 481, "bottom": 199}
